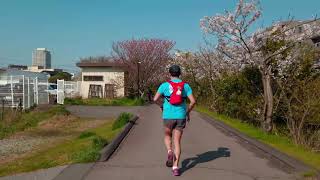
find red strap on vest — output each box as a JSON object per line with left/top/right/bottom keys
{"left": 167, "top": 80, "right": 185, "bottom": 87}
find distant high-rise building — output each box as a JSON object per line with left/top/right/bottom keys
{"left": 32, "top": 48, "right": 51, "bottom": 69}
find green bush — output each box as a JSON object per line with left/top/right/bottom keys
{"left": 213, "top": 67, "right": 262, "bottom": 124}
{"left": 92, "top": 136, "right": 108, "bottom": 148}
{"left": 72, "top": 134, "right": 108, "bottom": 163}
{"left": 112, "top": 112, "right": 133, "bottom": 130}
{"left": 48, "top": 72, "right": 71, "bottom": 83}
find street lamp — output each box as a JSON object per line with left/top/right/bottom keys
{"left": 137, "top": 61, "right": 141, "bottom": 97}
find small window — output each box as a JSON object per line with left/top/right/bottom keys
{"left": 83, "top": 76, "right": 103, "bottom": 81}
{"left": 315, "top": 42, "right": 320, "bottom": 47}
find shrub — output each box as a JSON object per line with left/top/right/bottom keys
{"left": 92, "top": 136, "right": 108, "bottom": 148}
{"left": 72, "top": 135, "right": 108, "bottom": 163}
{"left": 112, "top": 112, "right": 133, "bottom": 130}
{"left": 213, "top": 67, "right": 263, "bottom": 124}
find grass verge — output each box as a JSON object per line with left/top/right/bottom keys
{"left": 0, "top": 106, "right": 70, "bottom": 139}
{"left": 112, "top": 112, "right": 133, "bottom": 130}
{"left": 196, "top": 106, "right": 320, "bottom": 171}
{"left": 64, "top": 97, "right": 145, "bottom": 106}
{"left": 0, "top": 120, "right": 123, "bottom": 177}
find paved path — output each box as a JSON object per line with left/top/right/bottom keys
{"left": 84, "top": 104, "right": 295, "bottom": 180}
{"left": 0, "top": 166, "right": 67, "bottom": 180}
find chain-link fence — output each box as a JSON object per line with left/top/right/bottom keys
{"left": 0, "top": 75, "right": 49, "bottom": 109}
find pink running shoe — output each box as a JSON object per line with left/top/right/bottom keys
{"left": 166, "top": 151, "right": 175, "bottom": 167}
{"left": 172, "top": 168, "right": 180, "bottom": 176}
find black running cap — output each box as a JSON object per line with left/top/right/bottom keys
{"left": 169, "top": 65, "right": 181, "bottom": 74}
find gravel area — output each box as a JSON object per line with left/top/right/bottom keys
{"left": 0, "top": 136, "right": 56, "bottom": 161}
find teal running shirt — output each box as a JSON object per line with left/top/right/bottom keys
{"left": 157, "top": 79, "right": 192, "bottom": 120}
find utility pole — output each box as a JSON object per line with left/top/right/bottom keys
{"left": 137, "top": 61, "right": 141, "bottom": 97}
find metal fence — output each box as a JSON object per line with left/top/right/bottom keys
{"left": 64, "top": 80, "right": 81, "bottom": 98}
{"left": 57, "top": 79, "right": 81, "bottom": 104}
{"left": 0, "top": 75, "right": 49, "bottom": 109}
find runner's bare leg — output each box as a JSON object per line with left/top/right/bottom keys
{"left": 173, "top": 129, "right": 183, "bottom": 167}
{"left": 164, "top": 127, "right": 172, "bottom": 151}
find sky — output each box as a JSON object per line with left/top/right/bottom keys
{"left": 0, "top": 0, "right": 319, "bottom": 72}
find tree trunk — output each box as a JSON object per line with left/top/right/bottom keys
{"left": 261, "top": 67, "right": 273, "bottom": 132}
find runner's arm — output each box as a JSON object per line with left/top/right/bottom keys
{"left": 153, "top": 92, "right": 161, "bottom": 102}
{"left": 187, "top": 94, "right": 196, "bottom": 114}
{"left": 153, "top": 92, "right": 163, "bottom": 110}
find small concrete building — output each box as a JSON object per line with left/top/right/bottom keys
{"left": 76, "top": 60, "right": 126, "bottom": 99}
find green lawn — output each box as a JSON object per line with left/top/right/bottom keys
{"left": 0, "top": 121, "right": 122, "bottom": 177}
{"left": 196, "top": 106, "right": 320, "bottom": 171}
{"left": 64, "top": 97, "right": 145, "bottom": 106}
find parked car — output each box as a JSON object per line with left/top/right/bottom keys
{"left": 46, "top": 83, "right": 57, "bottom": 95}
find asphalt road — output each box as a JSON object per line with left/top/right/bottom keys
{"left": 83, "top": 104, "right": 296, "bottom": 180}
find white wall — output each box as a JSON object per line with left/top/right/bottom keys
{"left": 80, "top": 67, "right": 125, "bottom": 98}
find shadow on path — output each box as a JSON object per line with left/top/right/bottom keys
{"left": 181, "top": 147, "right": 231, "bottom": 174}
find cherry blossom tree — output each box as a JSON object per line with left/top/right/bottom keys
{"left": 172, "top": 49, "right": 238, "bottom": 108}
{"left": 112, "top": 38, "right": 175, "bottom": 97}
{"left": 200, "top": 0, "right": 320, "bottom": 132}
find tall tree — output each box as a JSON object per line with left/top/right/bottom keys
{"left": 112, "top": 38, "right": 175, "bottom": 97}
{"left": 173, "top": 49, "right": 235, "bottom": 106}
{"left": 200, "top": 0, "right": 320, "bottom": 132}
{"left": 48, "top": 72, "right": 72, "bottom": 83}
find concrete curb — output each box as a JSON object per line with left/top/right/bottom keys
{"left": 198, "top": 112, "right": 317, "bottom": 175}
{"left": 53, "top": 115, "right": 139, "bottom": 180}
{"left": 99, "top": 115, "right": 139, "bottom": 161}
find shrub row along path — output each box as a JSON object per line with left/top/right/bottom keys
{"left": 72, "top": 104, "right": 294, "bottom": 180}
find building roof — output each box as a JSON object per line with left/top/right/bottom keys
{"left": 0, "top": 68, "right": 49, "bottom": 78}
{"left": 76, "top": 62, "right": 124, "bottom": 67}
{"left": 76, "top": 57, "right": 124, "bottom": 68}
